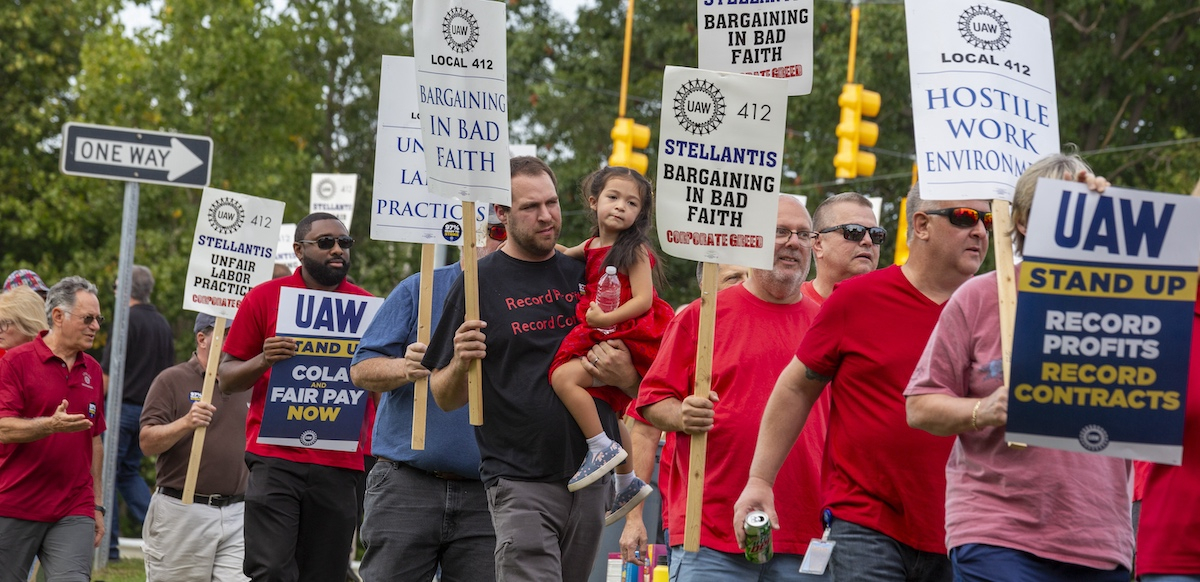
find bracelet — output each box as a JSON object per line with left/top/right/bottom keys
{"left": 95, "top": 505, "right": 107, "bottom": 515}
{"left": 971, "top": 400, "right": 982, "bottom": 431}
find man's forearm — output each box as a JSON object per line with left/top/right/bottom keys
{"left": 0, "top": 416, "right": 51, "bottom": 444}
{"left": 641, "top": 399, "right": 685, "bottom": 433}
{"left": 93, "top": 437, "right": 103, "bottom": 504}
{"left": 217, "top": 354, "right": 267, "bottom": 395}
{"left": 429, "top": 361, "right": 469, "bottom": 411}
{"left": 747, "top": 358, "right": 823, "bottom": 484}
{"left": 139, "top": 422, "right": 190, "bottom": 456}
{"left": 349, "top": 356, "right": 410, "bottom": 393}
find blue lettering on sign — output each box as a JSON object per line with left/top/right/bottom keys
{"left": 1053, "top": 191, "right": 1174, "bottom": 257}
{"left": 295, "top": 295, "right": 369, "bottom": 333}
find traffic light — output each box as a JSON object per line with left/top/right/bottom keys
{"left": 833, "top": 83, "right": 881, "bottom": 179}
{"left": 609, "top": 117, "right": 650, "bottom": 175}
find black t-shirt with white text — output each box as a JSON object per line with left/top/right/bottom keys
{"left": 424, "top": 251, "right": 620, "bottom": 488}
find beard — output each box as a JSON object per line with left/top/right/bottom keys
{"left": 302, "top": 254, "right": 351, "bottom": 286}
{"left": 508, "top": 220, "right": 560, "bottom": 257}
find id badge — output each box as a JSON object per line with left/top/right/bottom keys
{"left": 798, "top": 539, "right": 835, "bottom": 575}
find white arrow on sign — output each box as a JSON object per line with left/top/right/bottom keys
{"left": 73, "top": 136, "right": 205, "bottom": 181}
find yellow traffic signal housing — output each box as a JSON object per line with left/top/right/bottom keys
{"left": 833, "top": 83, "right": 882, "bottom": 179}
{"left": 609, "top": 117, "right": 651, "bottom": 175}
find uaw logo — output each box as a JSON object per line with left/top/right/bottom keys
{"left": 442, "top": 221, "right": 463, "bottom": 242}
{"left": 958, "top": 4, "right": 1012, "bottom": 51}
{"left": 1078, "top": 424, "right": 1110, "bottom": 452}
{"left": 315, "top": 178, "right": 337, "bottom": 200}
{"left": 208, "top": 197, "right": 245, "bottom": 235}
{"left": 82, "top": 372, "right": 93, "bottom": 387}
{"left": 299, "top": 429, "right": 319, "bottom": 447}
{"left": 442, "top": 7, "right": 480, "bottom": 53}
{"left": 673, "top": 79, "right": 726, "bottom": 136}
{"left": 88, "top": 403, "right": 97, "bottom": 419}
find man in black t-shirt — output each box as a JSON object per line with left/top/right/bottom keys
{"left": 101, "top": 265, "right": 175, "bottom": 560}
{"left": 425, "top": 157, "right": 640, "bottom": 582}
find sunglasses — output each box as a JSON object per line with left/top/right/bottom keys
{"left": 925, "top": 207, "right": 993, "bottom": 231}
{"left": 64, "top": 311, "right": 105, "bottom": 326}
{"left": 298, "top": 235, "right": 355, "bottom": 250}
{"left": 819, "top": 224, "right": 887, "bottom": 245}
{"left": 487, "top": 224, "right": 507, "bottom": 242}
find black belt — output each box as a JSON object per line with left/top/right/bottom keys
{"left": 158, "top": 487, "right": 244, "bottom": 507}
{"left": 377, "top": 457, "right": 472, "bottom": 481}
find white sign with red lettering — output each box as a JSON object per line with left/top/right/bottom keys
{"left": 183, "top": 188, "right": 285, "bottom": 319}
{"left": 655, "top": 66, "right": 788, "bottom": 270}
{"left": 698, "top": 0, "right": 813, "bottom": 96}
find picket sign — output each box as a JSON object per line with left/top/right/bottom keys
{"left": 183, "top": 320, "right": 227, "bottom": 502}
{"left": 684, "top": 263, "right": 719, "bottom": 552}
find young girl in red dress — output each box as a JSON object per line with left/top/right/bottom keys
{"left": 551, "top": 167, "right": 674, "bottom": 515}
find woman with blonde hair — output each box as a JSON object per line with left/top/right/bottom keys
{"left": 0, "top": 285, "right": 48, "bottom": 358}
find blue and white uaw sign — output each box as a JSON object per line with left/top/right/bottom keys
{"left": 61, "top": 122, "right": 213, "bottom": 188}
{"left": 655, "top": 66, "right": 789, "bottom": 270}
{"left": 310, "top": 173, "right": 357, "bottom": 231}
{"left": 906, "top": 0, "right": 1058, "bottom": 201}
{"left": 1008, "top": 179, "right": 1200, "bottom": 464}
{"left": 258, "top": 288, "right": 384, "bottom": 452}
{"left": 183, "top": 188, "right": 284, "bottom": 319}
{"left": 697, "top": 0, "right": 814, "bottom": 96}
{"left": 413, "top": 0, "right": 511, "bottom": 206}
{"left": 371, "top": 55, "right": 488, "bottom": 244}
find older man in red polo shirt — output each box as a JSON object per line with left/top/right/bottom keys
{"left": 0, "top": 276, "right": 108, "bottom": 580}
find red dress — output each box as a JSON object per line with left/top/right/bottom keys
{"left": 550, "top": 239, "right": 674, "bottom": 414}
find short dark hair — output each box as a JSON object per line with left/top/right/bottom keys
{"left": 296, "top": 212, "right": 343, "bottom": 241}
{"left": 813, "top": 192, "right": 873, "bottom": 231}
{"left": 509, "top": 156, "right": 558, "bottom": 193}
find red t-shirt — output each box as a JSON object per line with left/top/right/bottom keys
{"left": 799, "top": 280, "right": 825, "bottom": 306}
{"left": 796, "top": 264, "right": 955, "bottom": 553}
{"left": 223, "top": 268, "right": 375, "bottom": 471}
{"left": 1136, "top": 293, "right": 1200, "bottom": 576}
{"left": 637, "top": 284, "right": 828, "bottom": 554}
{"left": 0, "top": 332, "right": 107, "bottom": 521}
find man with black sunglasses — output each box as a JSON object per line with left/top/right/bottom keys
{"left": 218, "top": 212, "right": 375, "bottom": 582}
{"left": 348, "top": 207, "right": 506, "bottom": 582}
{"left": 737, "top": 185, "right": 990, "bottom": 582}
{"left": 803, "top": 192, "right": 884, "bottom": 305}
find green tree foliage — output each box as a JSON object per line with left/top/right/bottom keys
{"left": 1, "top": 0, "right": 1197, "bottom": 350}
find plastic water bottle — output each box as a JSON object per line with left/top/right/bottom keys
{"left": 595, "top": 265, "right": 621, "bottom": 334}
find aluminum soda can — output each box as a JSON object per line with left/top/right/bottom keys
{"left": 743, "top": 510, "right": 774, "bottom": 564}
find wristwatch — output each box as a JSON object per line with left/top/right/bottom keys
{"left": 95, "top": 505, "right": 107, "bottom": 515}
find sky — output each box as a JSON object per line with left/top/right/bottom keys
{"left": 119, "top": 0, "right": 590, "bottom": 31}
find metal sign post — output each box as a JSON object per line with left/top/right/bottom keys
{"left": 59, "top": 122, "right": 213, "bottom": 569}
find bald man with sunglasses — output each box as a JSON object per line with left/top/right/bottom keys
{"left": 734, "top": 185, "right": 991, "bottom": 582}
{"left": 802, "top": 192, "right": 885, "bottom": 305}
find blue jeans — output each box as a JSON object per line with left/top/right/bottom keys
{"left": 358, "top": 460, "right": 495, "bottom": 582}
{"left": 829, "top": 518, "right": 951, "bottom": 582}
{"left": 951, "top": 544, "right": 1129, "bottom": 582}
{"left": 109, "top": 402, "right": 151, "bottom": 557}
{"left": 669, "top": 546, "right": 831, "bottom": 582}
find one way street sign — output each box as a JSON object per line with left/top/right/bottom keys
{"left": 60, "top": 122, "right": 213, "bottom": 188}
